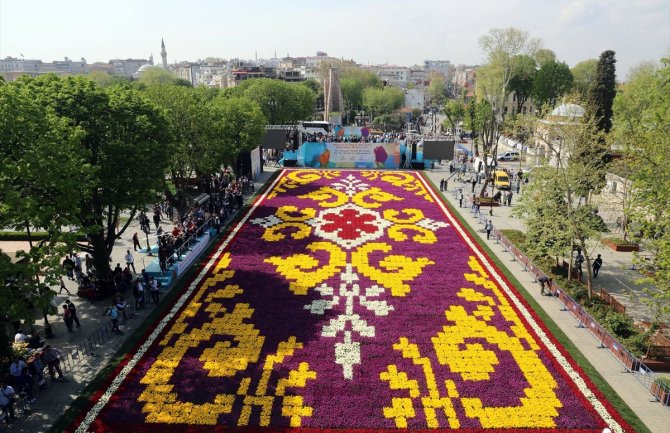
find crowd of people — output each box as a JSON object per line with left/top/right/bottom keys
{"left": 2, "top": 342, "right": 66, "bottom": 424}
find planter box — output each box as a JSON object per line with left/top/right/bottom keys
{"left": 603, "top": 239, "right": 640, "bottom": 252}
{"left": 651, "top": 382, "right": 670, "bottom": 406}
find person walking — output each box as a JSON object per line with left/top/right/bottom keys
{"left": 440, "top": 178, "right": 445, "bottom": 192}
{"left": 125, "top": 250, "right": 136, "bottom": 274}
{"left": 592, "top": 254, "right": 603, "bottom": 277}
{"left": 150, "top": 277, "right": 160, "bottom": 304}
{"left": 65, "top": 299, "right": 80, "bottom": 328}
{"left": 58, "top": 276, "right": 72, "bottom": 295}
{"left": 106, "top": 302, "right": 121, "bottom": 334}
{"left": 132, "top": 232, "right": 142, "bottom": 251}
{"left": 507, "top": 191, "right": 513, "bottom": 206}
{"left": 42, "top": 345, "right": 66, "bottom": 381}
{"left": 485, "top": 220, "right": 493, "bottom": 240}
{"left": 459, "top": 190, "right": 464, "bottom": 208}
{"left": 62, "top": 304, "right": 74, "bottom": 332}
{"left": 62, "top": 254, "right": 75, "bottom": 280}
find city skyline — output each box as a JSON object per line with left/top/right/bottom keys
{"left": 1, "top": 0, "right": 668, "bottom": 78}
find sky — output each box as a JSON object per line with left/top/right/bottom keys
{"left": 1, "top": 0, "right": 668, "bottom": 79}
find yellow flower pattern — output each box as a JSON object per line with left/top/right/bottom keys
{"left": 381, "top": 257, "right": 563, "bottom": 428}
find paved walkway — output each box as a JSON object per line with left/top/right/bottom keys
{"left": 423, "top": 165, "right": 670, "bottom": 433}
{"left": 2, "top": 165, "right": 668, "bottom": 432}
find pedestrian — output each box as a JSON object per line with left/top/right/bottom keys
{"left": 84, "top": 254, "right": 92, "bottom": 274}
{"left": 0, "top": 381, "right": 16, "bottom": 424}
{"left": 440, "top": 178, "right": 445, "bottom": 192}
{"left": 538, "top": 275, "right": 552, "bottom": 295}
{"left": 507, "top": 191, "right": 513, "bottom": 206}
{"left": 575, "top": 251, "right": 584, "bottom": 275}
{"left": 516, "top": 180, "right": 521, "bottom": 194}
{"left": 459, "top": 190, "right": 464, "bottom": 208}
{"left": 65, "top": 299, "right": 80, "bottom": 328}
{"left": 471, "top": 177, "right": 477, "bottom": 194}
{"left": 73, "top": 253, "right": 82, "bottom": 273}
{"left": 115, "top": 294, "right": 127, "bottom": 323}
{"left": 58, "top": 276, "right": 72, "bottom": 295}
{"left": 106, "top": 302, "right": 121, "bottom": 334}
{"left": 150, "top": 277, "right": 160, "bottom": 304}
{"left": 593, "top": 254, "right": 603, "bottom": 277}
{"left": 125, "top": 250, "right": 136, "bottom": 274}
{"left": 485, "top": 219, "right": 493, "bottom": 240}
{"left": 62, "top": 254, "right": 75, "bottom": 280}
{"left": 62, "top": 304, "right": 74, "bottom": 332}
{"left": 132, "top": 232, "right": 141, "bottom": 251}
{"left": 42, "top": 345, "right": 66, "bottom": 381}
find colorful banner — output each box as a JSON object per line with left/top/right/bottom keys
{"left": 299, "top": 141, "right": 400, "bottom": 169}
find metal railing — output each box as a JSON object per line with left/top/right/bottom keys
{"left": 494, "top": 229, "right": 670, "bottom": 407}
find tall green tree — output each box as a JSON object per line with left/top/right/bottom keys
{"left": 507, "top": 54, "right": 537, "bottom": 115}
{"left": 19, "top": 75, "right": 172, "bottom": 280}
{"left": 612, "top": 59, "right": 670, "bottom": 321}
{"left": 571, "top": 59, "right": 598, "bottom": 97}
{"left": 533, "top": 48, "right": 556, "bottom": 68}
{"left": 442, "top": 99, "right": 465, "bottom": 132}
{"left": 0, "top": 80, "right": 80, "bottom": 344}
{"left": 210, "top": 96, "right": 266, "bottom": 175}
{"left": 585, "top": 50, "right": 617, "bottom": 134}
{"left": 143, "top": 84, "right": 223, "bottom": 217}
{"left": 427, "top": 72, "right": 447, "bottom": 106}
{"left": 362, "top": 87, "right": 404, "bottom": 117}
{"left": 478, "top": 27, "right": 541, "bottom": 117}
{"left": 239, "top": 78, "right": 315, "bottom": 124}
{"left": 532, "top": 61, "right": 574, "bottom": 108}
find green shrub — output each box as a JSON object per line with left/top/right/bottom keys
{"left": 622, "top": 333, "right": 651, "bottom": 358}
{"left": 500, "top": 229, "right": 527, "bottom": 249}
{"left": 654, "top": 377, "right": 670, "bottom": 388}
{"left": 603, "top": 311, "right": 635, "bottom": 339}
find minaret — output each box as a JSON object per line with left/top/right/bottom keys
{"left": 160, "top": 38, "right": 168, "bottom": 69}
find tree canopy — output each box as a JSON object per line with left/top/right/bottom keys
{"left": 532, "top": 61, "right": 574, "bottom": 108}
{"left": 362, "top": 87, "right": 404, "bottom": 116}
{"left": 571, "top": 59, "right": 598, "bottom": 97}
{"left": 585, "top": 50, "right": 617, "bottom": 134}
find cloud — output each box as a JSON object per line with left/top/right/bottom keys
{"left": 559, "top": 0, "right": 599, "bottom": 25}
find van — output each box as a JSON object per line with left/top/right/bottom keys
{"left": 494, "top": 170, "right": 511, "bottom": 190}
{"left": 497, "top": 151, "right": 521, "bottom": 161}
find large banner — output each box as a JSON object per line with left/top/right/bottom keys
{"left": 299, "top": 141, "right": 400, "bottom": 169}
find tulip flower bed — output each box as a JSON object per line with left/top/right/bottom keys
{"left": 72, "top": 170, "right": 632, "bottom": 433}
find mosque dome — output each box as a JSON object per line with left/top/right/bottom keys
{"left": 550, "top": 103, "right": 585, "bottom": 118}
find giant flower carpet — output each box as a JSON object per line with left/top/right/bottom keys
{"left": 72, "top": 170, "right": 632, "bottom": 433}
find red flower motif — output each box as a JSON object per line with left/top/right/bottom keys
{"left": 321, "top": 208, "right": 378, "bottom": 240}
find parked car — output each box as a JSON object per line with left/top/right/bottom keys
{"left": 497, "top": 151, "right": 521, "bottom": 161}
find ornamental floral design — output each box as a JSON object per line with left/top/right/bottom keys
{"left": 73, "top": 169, "right": 632, "bottom": 433}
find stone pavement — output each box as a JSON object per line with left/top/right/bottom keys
{"left": 0, "top": 168, "right": 278, "bottom": 433}
{"left": 423, "top": 165, "right": 670, "bottom": 433}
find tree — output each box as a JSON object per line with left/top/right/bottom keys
{"left": 471, "top": 99, "right": 500, "bottom": 199}
{"left": 532, "top": 61, "right": 574, "bottom": 108}
{"left": 38, "top": 77, "right": 172, "bottom": 281}
{"left": 533, "top": 48, "right": 556, "bottom": 68}
{"left": 427, "top": 72, "right": 447, "bottom": 106}
{"left": 210, "top": 96, "right": 266, "bottom": 175}
{"left": 514, "top": 118, "right": 608, "bottom": 298}
{"left": 362, "top": 87, "right": 404, "bottom": 117}
{"left": 442, "top": 99, "right": 465, "bottom": 132}
{"left": 612, "top": 59, "right": 670, "bottom": 321}
{"left": 240, "top": 78, "right": 315, "bottom": 124}
{"left": 571, "top": 59, "right": 598, "bottom": 97}
{"left": 138, "top": 67, "right": 189, "bottom": 87}
{"left": 0, "top": 80, "right": 80, "bottom": 346}
{"left": 585, "top": 50, "right": 617, "bottom": 134}
{"left": 478, "top": 27, "right": 541, "bottom": 116}
{"left": 143, "top": 84, "right": 224, "bottom": 218}
{"left": 507, "top": 55, "right": 537, "bottom": 115}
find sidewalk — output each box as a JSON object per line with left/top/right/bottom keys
{"left": 0, "top": 168, "right": 279, "bottom": 433}
{"left": 424, "top": 166, "right": 670, "bottom": 433}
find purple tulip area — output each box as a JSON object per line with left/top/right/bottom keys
{"left": 81, "top": 169, "right": 622, "bottom": 433}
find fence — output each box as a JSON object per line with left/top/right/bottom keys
{"left": 59, "top": 299, "right": 139, "bottom": 374}
{"left": 494, "top": 228, "right": 670, "bottom": 407}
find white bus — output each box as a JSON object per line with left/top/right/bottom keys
{"left": 301, "top": 121, "right": 331, "bottom": 137}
